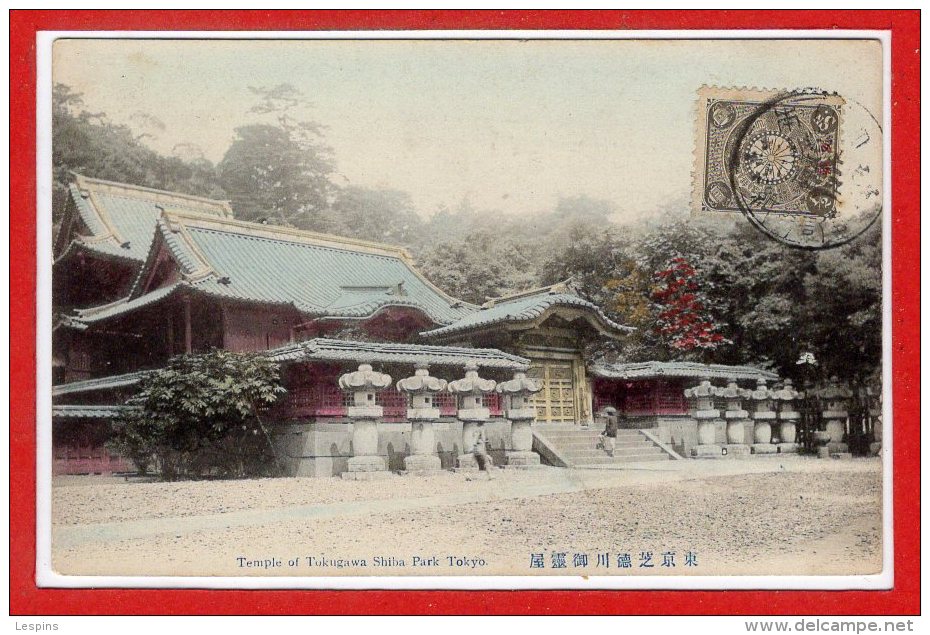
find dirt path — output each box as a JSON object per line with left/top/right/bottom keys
{"left": 51, "top": 457, "right": 883, "bottom": 579}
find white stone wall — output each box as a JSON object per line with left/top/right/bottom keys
{"left": 273, "top": 418, "right": 513, "bottom": 477}
{"left": 638, "top": 415, "right": 700, "bottom": 457}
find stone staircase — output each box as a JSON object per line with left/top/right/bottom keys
{"left": 533, "top": 423, "right": 674, "bottom": 468}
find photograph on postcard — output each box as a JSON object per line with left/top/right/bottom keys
{"left": 44, "top": 36, "right": 886, "bottom": 581}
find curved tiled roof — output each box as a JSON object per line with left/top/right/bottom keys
{"left": 173, "top": 222, "right": 473, "bottom": 323}
{"left": 50, "top": 339, "right": 528, "bottom": 400}
{"left": 51, "top": 370, "right": 150, "bottom": 397}
{"left": 65, "top": 210, "right": 479, "bottom": 328}
{"left": 267, "top": 338, "right": 529, "bottom": 370}
{"left": 52, "top": 404, "right": 137, "bottom": 419}
{"left": 421, "top": 287, "right": 633, "bottom": 339}
{"left": 590, "top": 361, "right": 778, "bottom": 382}
{"left": 65, "top": 283, "right": 185, "bottom": 328}
{"left": 57, "top": 175, "right": 232, "bottom": 263}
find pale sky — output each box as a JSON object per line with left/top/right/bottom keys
{"left": 53, "top": 38, "right": 883, "bottom": 221}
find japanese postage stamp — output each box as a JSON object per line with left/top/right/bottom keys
{"left": 39, "top": 35, "right": 889, "bottom": 589}
{"left": 693, "top": 86, "right": 882, "bottom": 249}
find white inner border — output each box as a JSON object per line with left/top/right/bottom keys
{"left": 35, "top": 28, "right": 894, "bottom": 591}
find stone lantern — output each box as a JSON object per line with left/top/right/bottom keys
{"left": 396, "top": 363, "right": 447, "bottom": 473}
{"left": 447, "top": 361, "right": 497, "bottom": 469}
{"left": 718, "top": 380, "right": 751, "bottom": 458}
{"left": 496, "top": 369, "right": 543, "bottom": 467}
{"left": 772, "top": 378, "right": 801, "bottom": 454}
{"left": 817, "top": 378, "right": 852, "bottom": 456}
{"left": 338, "top": 363, "right": 392, "bottom": 479}
{"left": 684, "top": 378, "right": 722, "bottom": 458}
{"left": 747, "top": 378, "right": 777, "bottom": 455}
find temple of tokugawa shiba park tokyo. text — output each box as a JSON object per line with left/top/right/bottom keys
{"left": 52, "top": 174, "right": 881, "bottom": 478}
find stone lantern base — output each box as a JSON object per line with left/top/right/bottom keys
{"left": 777, "top": 443, "right": 800, "bottom": 454}
{"left": 505, "top": 451, "right": 541, "bottom": 468}
{"left": 403, "top": 454, "right": 442, "bottom": 474}
{"left": 342, "top": 455, "right": 392, "bottom": 480}
{"left": 691, "top": 444, "right": 723, "bottom": 458}
{"left": 827, "top": 442, "right": 849, "bottom": 455}
{"left": 751, "top": 443, "right": 778, "bottom": 455}
{"left": 454, "top": 454, "right": 481, "bottom": 471}
{"left": 723, "top": 444, "right": 751, "bottom": 458}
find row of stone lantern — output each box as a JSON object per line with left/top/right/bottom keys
{"left": 684, "top": 378, "right": 802, "bottom": 458}
{"left": 338, "top": 361, "right": 542, "bottom": 479}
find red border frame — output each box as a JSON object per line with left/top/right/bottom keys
{"left": 10, "top": 10, "right": 919, "bottom": 615}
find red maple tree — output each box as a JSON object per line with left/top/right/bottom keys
{"left": 651, "top": 257, "right": 730, "bottom": 353}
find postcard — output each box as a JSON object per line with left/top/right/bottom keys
{"left": 33, "top": 29, "right": 897, "bottom": 594}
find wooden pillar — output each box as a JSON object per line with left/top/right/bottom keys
{"left": 220, "top": 303, "right": 229, "bottom": 349}
{"left": 166, "top": 307, "right": 174, "bottom": 356}
{"left": 183, "top": 297, "right": 192, "bottom": 354}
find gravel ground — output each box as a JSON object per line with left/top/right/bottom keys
{"left": 51, "top": 457, "right": 883, "bottom": 578}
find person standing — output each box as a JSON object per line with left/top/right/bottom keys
{"left": 472, "top": 423, "right": 495, "bottom": 480}
{"left": 600, "top": 406, "right": 619, "bottom": 457}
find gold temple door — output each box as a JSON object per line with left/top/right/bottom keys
{"left": 527, "top": 359, "right": 578, "bottom": 423}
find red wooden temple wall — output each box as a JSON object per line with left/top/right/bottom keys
{"left": 52, "top": 420, "right": 133, "bottom": 476}
{"left": 593, "top": 378, "right": 689, "bottom": 417}
{"left": 274, "top": 363, "right": 505, "bottom": 421}
{"left": 223, "top": 304, "right": 298, "bottom": 352}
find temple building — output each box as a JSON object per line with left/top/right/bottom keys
{"left": 51, "top": 175, "right": 781, "bottom": 476}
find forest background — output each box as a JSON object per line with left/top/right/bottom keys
{"left": 51, "top": 83, "right": 882, "bottom": 386}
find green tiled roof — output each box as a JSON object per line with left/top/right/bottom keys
{"left": 68, "top": 211, "right": 477, "bottom": 327}
{"left": 51, "top": 370, "right": 150, "bottom": 397}
{"left": 52, "top": 404, "right": 137, "bottom": 419}
{"left": 590, "top": 361, "right": 778, "bottom": 382}
{"left": 51, "top": 339, "right": 527, "bottom": 402}
{"left": 67, "top": 283, "right": 184, "bottom": 327}
{"left": 178, "top": 224, "right": 472, "bottom": 322}
{"left": 267, "top": 338, "right": 530, "bottom": 370}
{"left": 421, "top": 287, "right": 633, "bottom": 339}
{"left": 59, "top": 175, "right": 231, "bottom": 263}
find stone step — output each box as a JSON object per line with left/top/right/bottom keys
{"left": 572, "top": 454, "right": 671, "bottom": 465}
{"left": 538, "top": 430, "right": 644, "bottom": 439}
{"left": 536, "top": 430, "right": 645, "bottom": 439}
{"left": 555, "top": 440, "right": 652, "bottom": 450}
{"left": 533, "top": 426, "right": 677, "bottom": 466}
{"left": 559, "top": 447, "right": 666, "bottom": 458}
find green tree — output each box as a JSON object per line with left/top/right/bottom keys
{"left": 417, "top": 230, "right": 537, "bottom": 304}
{"left": 330, "top": 185, "right": 425, "bottom": 245}
{"left": 110, "top": 350, "right": 286, "bottom": 480}
{"left": 217, "top": 84, "right": 338, "bottom": 230}
{"left": 800, "top": 222, "right": 882, "bottom": 382}
{"left": 52, "top": 83, "right": 225, "bottom": 223}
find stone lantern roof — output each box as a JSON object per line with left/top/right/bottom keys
{"left": 396, "top": 363, "right": 447, "bottom": 395}
{"left": 447, "top": 362, "right": 497, "bottom": 395}
{"left": 716, "top": 380, "right": 750, "bottom": 400}
{"left": 746, "top": 378, "right": 775, "bottom": 401}
{"left": 814, "top": 380, "right": 853, "bottom": 400}
{"left": 495, "top": 371, "right": 542, "bottom": 397}
{"left": 684, "top": 378, "right": 715, "bottom": 399}
{"left": 338, "top": 363, "right": 392, "bottom": 392}
{"left": 771, "top": 378, "right": 802, "bottom": 401}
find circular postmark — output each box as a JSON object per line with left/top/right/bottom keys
{"left": 726, "top": 88, "right": 882, "bottom": 250}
